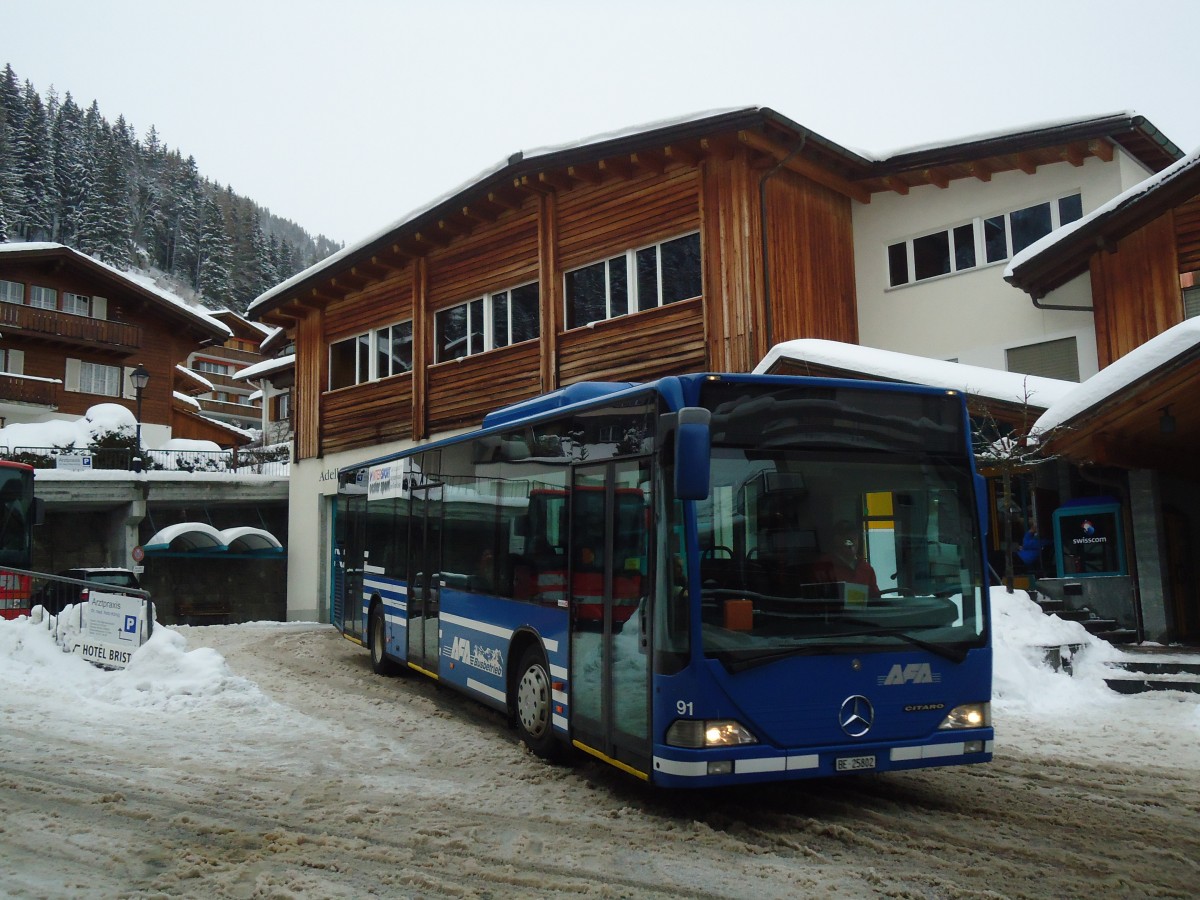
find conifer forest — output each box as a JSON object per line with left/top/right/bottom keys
{"left": 0, "top": 63, "right": 341, "bottom": 312}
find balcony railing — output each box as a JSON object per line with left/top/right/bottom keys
{"left": 0, "top": 303, "right": 141, "bottom": 351}
{"left": 0, "top": 444, "right": 291, "bottom": 476}
{"left": 0, "top": 373, "right": 58, "bottom": 407}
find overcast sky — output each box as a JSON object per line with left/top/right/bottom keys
{"left": 7, "top": 0, "right": 1200, "bottom": 247}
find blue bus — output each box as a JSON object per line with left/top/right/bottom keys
{"left": 333, "top": 373, "right": 993, "bottom": 787}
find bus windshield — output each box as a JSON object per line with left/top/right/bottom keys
{"left": 693, "top": 382, "right": 985, "bottom": 669}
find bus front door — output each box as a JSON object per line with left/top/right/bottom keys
{"left": 569, "top": 459, "right": 652, "bottom": 775}
{"left": 407, "top": 478, "right": 442, "bottom": 675}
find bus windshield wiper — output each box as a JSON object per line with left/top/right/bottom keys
{"left": 832, "top": 617, "right": 969, "bottom": 663}
{"left": 710, "top": 645, "right": 823, "bottom": 674}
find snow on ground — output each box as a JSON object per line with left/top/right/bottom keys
{"left": 1, "top": 588, "right": 1197, "bottom": 897}
{"left": 2, "top": 588, "right": 1194, "bottom": 773}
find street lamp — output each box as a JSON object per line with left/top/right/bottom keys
{"left": 129, "top": 363, "right": 150, "bottom": 472}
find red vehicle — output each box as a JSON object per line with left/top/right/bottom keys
{"left": 0, "top": 460, "right": 38, "bottom": 620}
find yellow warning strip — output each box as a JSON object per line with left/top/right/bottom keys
{"left": 407, "top": 662, "right": 438, "bottom": 680}
{"left": 572, "top": 740, "right": 649, "bottom": 781}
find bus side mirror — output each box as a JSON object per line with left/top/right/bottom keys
{"left": 31, "top": 497, "right": 45, "bottom": 527}
{"left": 675, "top": 407, "right": 711, "bottom": 501}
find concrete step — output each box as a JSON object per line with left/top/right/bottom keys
{"left": 1103, "top": 659, "right": 1200, "bottom": 694}
{"left": 1103, "top": 676, "right": 1200, "bottom": 695}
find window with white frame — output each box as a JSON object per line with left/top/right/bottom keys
{"left": 435, "top": 283, "right": 538, "bottom": 363}
{"left": 194, "top": 359, "right": 231, "bottom": 376}
{"left": 1006, "top": 336, "right": 1080, "bottom": 382}
{"left": 28, "top": 285, "right": 57, "bottom": 309}
{"left": 0, "top": 279, "right": 23, "bottom": 304}
{"left": 272, "top": 391, "right": 291, "bottom": 422}
{"left": 887, "top": 194, "right": 1083, "bottom": 288}
{"left": 62, "top": 292, "right": 91, "bottom": 316}
{"left": 79, "top": 361, "right": 122, "bottom": 397}
{"left": 565, "top": 232, "right": 702, "bottom": 329}
{"left": 329, "top": 319, "right": 414, "bottom": 389}
{"left": 375, "top": 320, "right": 415, "bottom": 376}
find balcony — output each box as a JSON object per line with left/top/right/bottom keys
{"left": 0, "top": 373, "right": 58, "bottom": 408}
{"left": 0, "top": 303, "right": 141, "bottom": 353}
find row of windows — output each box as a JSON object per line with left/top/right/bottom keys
{"left": 888, "top": 194, "right": 1083, "bottom": 288}
{"left": 327, "top": 233, "right": 704, "bottom": 381}
{"left": 340, "top": 394, "right": 658, "bottom": 610}
{"left": 194, "top": 359, "right": 232, "bottom": 376}
{"left": 0, "top": 279, "right": 104, "bottom": 316}
{"left": 329, "top": 320, "right": 414, "bottom": 390}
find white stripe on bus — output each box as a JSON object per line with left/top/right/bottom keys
{"left": 440, "top": 612, "right": 513, "bottom": 640}
{"left": 466, "top": 678, "right": 506, "bottom": 704}
{"left": 890, "top": 743, "right": 966, "bottom": 762}
{"left": 364, "top": 577, "right": 407, "bottom": 595}
{"left": 550, "top": 664, "right": 568, "bottom": 680}
{"left": 652, "top": 757, "right": 708, "bottom": 777}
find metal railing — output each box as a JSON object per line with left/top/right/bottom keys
{"left": 0, "top": 444, "right": 291, "bottom": 475}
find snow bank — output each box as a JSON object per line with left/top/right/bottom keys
{"left": 0, "top": 614, "right": 267, "bottom": 713}
{"left": 990, "top": 586, "right": 1124, "bottom": 714}
{"left": 0, "top": 403, "right": 135, "bottom": 450}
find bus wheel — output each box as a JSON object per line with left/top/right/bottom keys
{"left": 514, "top": 645, "right": 560, "bottom": 760}
{"left": 369, "top": 604, "right": 399, "bottom": 676}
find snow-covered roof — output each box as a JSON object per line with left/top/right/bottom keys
{"left": 755, "top": 339, "right": 1077, "bottom": 409}
{"left": 249, "top": 107, "right": 1179, "bottom": 323}
{"left": 876, "top": 111, "right": 1135, "bottom": 160}
{"left": 0, "top": 242, "right": 231, "bottom": 338}
{"left": 172, "top": 390, "right": 202, "bottom": 411}
{"left": 1034, "top": 318, "right": 1200, "bottom": 433}
{"left": 233, "top": 354, "right": 295, "bottom": 381}
{"left": 1006, "top": 143, "right": 1200, "bottom": 294}
{"left": 144, "top": 522, "right": 283, "bottom": 554}
{"left": 176, "top": 364, "right": 215, "bottom": 392}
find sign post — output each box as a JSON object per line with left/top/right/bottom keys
{"left": 77, "top": 591, "right": 147, "bottom": 669}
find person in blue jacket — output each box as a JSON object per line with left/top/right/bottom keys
{"left": 1017, "top": 523, "right": 1049, "bottom": 576}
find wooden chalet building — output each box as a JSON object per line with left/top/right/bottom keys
{"left": 0, "top": 243, "right": 240, "bottom": 449}
{"left": 247, "top": 107, "right": 1181, "bottom": 622}
{"left": 186, "top": 309, "right": 272, "bottom": 432}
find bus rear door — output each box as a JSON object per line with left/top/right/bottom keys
{"left": 569, "top": 459, "right": 652, "bottom": 775}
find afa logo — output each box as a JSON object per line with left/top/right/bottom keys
{"left": 446, "top": 636, "right": 504, "bottom": 677}
{"left": 878, "top": 663, "right": 941, "bottom": 686}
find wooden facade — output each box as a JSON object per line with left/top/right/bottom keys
{"left": 254, "top": 113, "right": 870, "bottom": 461}
{"left": 0, "top": 245, "right": 231, "bottom": 441}
{"left": 251, "top": 109, "right": 1178, "bottom": 464}
{"left": 1090, "top": 214, "right": 1184, "bottom": 367}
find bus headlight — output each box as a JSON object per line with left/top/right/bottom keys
{"left": 937, "top": 702, "right": 991, "bottom": 730}
{"left": 665, "top": 719, "right": 758, "bottom": 748}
